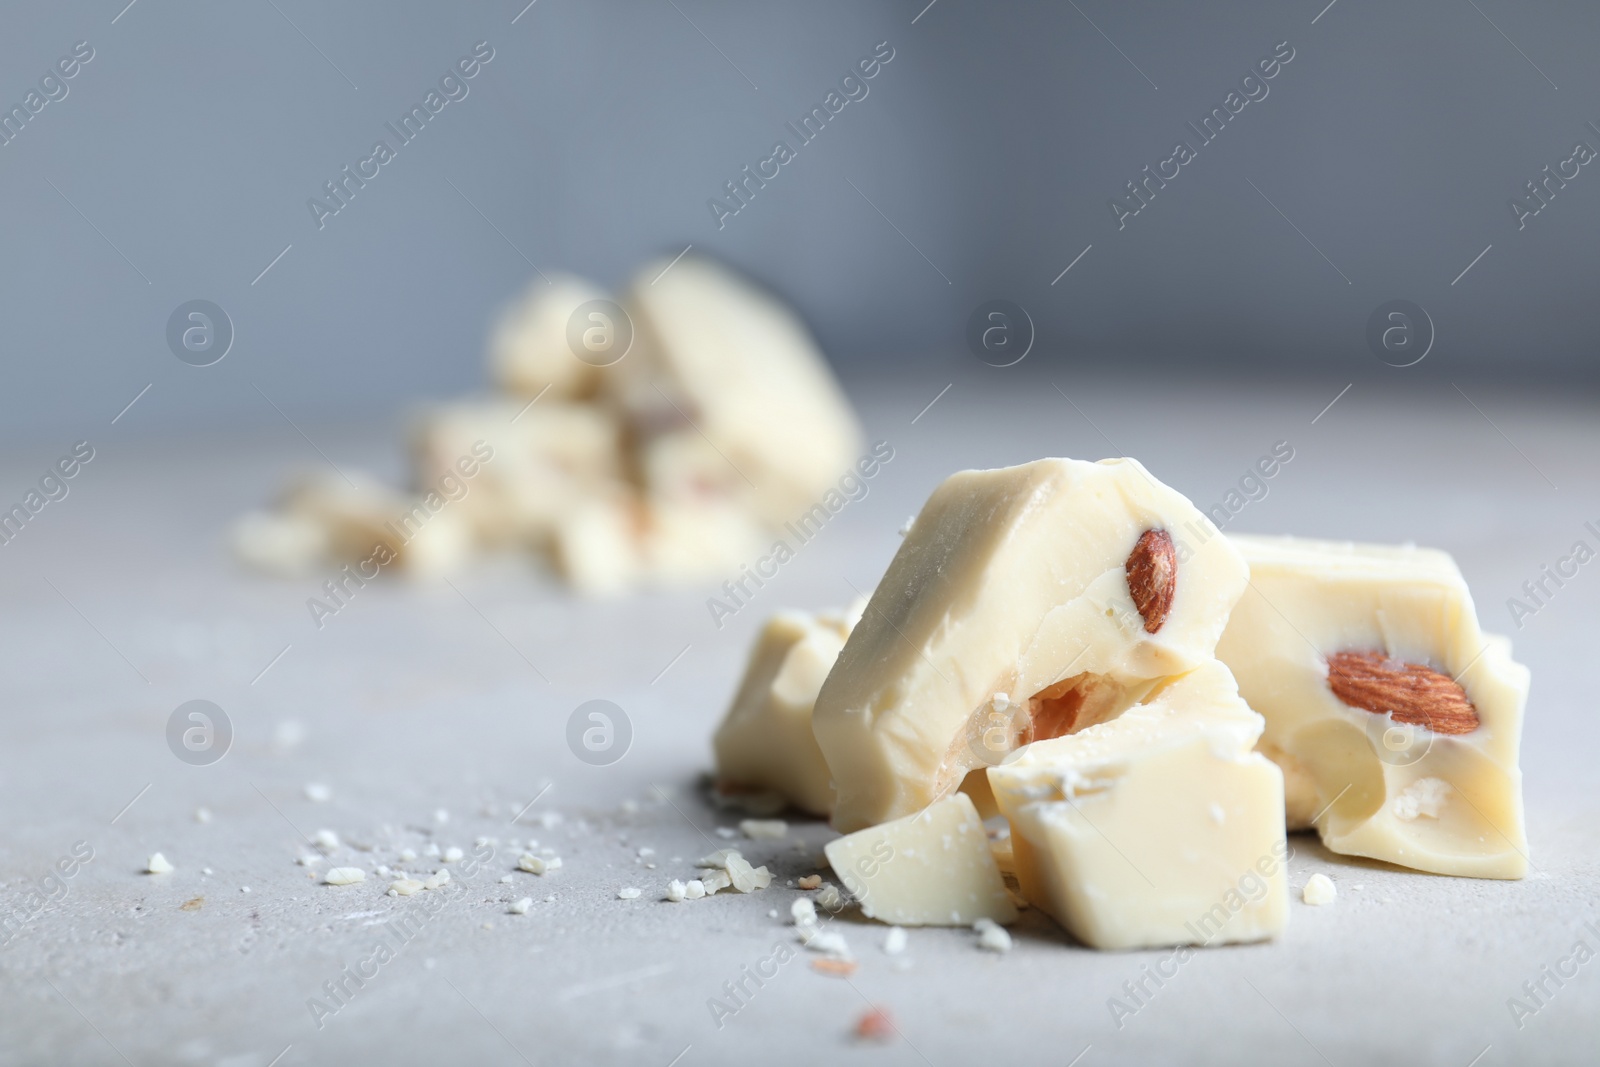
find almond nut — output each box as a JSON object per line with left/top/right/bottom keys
{"left": 1325, "top": 651, "right": 1479, "bottom": 735}
{"left": 1125, "top": 528, "right": 1177, "bottom": 633}
{"left": 854, "top": 1007, "right": 897, "bottom": 1042}
{"left": 810, "top": 957, "right": 859, "bottom": 978}
{"left": 1024, "top": 674, "right": 1129, "bottom": 744}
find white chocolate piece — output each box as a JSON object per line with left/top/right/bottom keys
{"left": 411, "top": 397, "right": 625, "bottom": 550}
{"left": 489, "top": 274, "right": 612, "bottom": 399}
{"left": 230, "top": 510, "right": 327, "bottom": 577}
{"left": 639, "top": 495, "right": 766, "bottom": 585}
{"left": 725, "top": 853, "right": 773, "bottom": 893}
{"left": 238, "top": 260, "right": 872, "bottom": 597}
{"left": 988, "top": 662, "right": 1288, "bottom": 951}
{"left": 619, "top": 256, "right": 862, "bottom": 526}
{"left": 399, "top": 508, "right": 475, "bottom": 579}
{"left": 1257, "top": 737, "right": 1320, "bottom": 831}
{"left": 799, "top": 927, "right": 851, "bottom": 956}
{"left": 550, "top": 494, "right": 644, "bottom": 596}
{"left": 517, "top": 854, "right": 558, "bottom": 875}
{"left": 278, "top": 470, "right": 405, "bottom": 560}
{"left": 823, "top": 793, "right": 1017, "bottom": 927}
{"left": 713, "top": 605, "right": 862, "bottom": 816}
{"left": 1301, "top": 873, "right": 1336, "bottom": 905}
{"left": 1217, "top": 534, "right": 1529, "bottom": 879}
{"left": 636, "top": 432, "right": 737, "bottom": 508}
{"left": 974, "top": 918, "right": 1012, "bottom": 952}
{"left": 814, "top": 457, "right": 1249, "bottom": 832}
{"left": 550, "top": 490, "right": 766, "bottom": 596}
{"left": 272, "top": 470, "right": 475, "bottom": 578}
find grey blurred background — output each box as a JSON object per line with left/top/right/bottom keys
{"left": 0, "top": 0, "right": 1596, "bottom": 445}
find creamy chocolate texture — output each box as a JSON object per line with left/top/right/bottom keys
{"left": 1218, "top": 534, "right": 1529, "bottom": 879}
{"left": 813, "top": 457, "right": 1248, "bottom": 832}
{"left": 989, "top": 662, "right": 1288, "bottom": 950}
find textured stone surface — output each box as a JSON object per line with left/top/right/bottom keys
{"left": 0, "top": 378, "right": 1594, "bottom": 1065}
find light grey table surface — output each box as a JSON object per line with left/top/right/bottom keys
{"left": 0, "top": 376, "right": 1595, "bottom": 1067}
